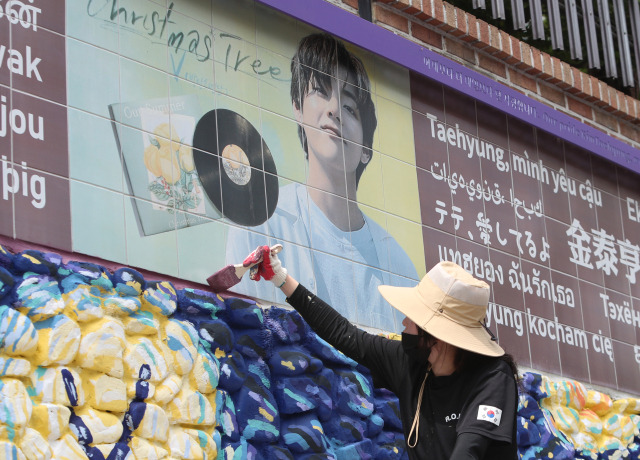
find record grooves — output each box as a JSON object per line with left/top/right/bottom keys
{"left": 193, "top": 109, "right": 278, "bottom": 227}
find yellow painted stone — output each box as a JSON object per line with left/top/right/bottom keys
{"left": 51, "top": 433, "right": 89, "bottom": 460}
{"left": 124, "top": 337, "right": 170, "bottom": 383}
{"left": 586, "top": 390, "right": 612, "bottom": 416}
{"left": 82, "top": 371, "right": 127, "bottom": 413}
{"left": 624, "top": 399, "right": 640, "bottom": 414}
{"left": 0, "top": 441, "right": 26, "bottom": 459}
{"left": 153, "top": 375, "right": 183, "bottom": 406}
{"left": 597, "top": 434, "right": 623, "bottom": 451}
{"left": 103, "top": 296, "right": 141, "bottom": 317}
{"left": 17, "top": 427, "right": 52, "bottom": 459}
{"left": 184, "top": 428, "right": 217, "bottom": 459}
{"left": 76, "top": 317, "right": 125, "bottom": 378}
{"left": 550, "top": 406, "right": 580, "bottom": 433}
{"left": 0, "top": 308, "right": 38, "bottom": 357}
{"left": 123, "top": 313, "right": 159, "bottom": 335}
{"left": 167, "top": 388, "right": 215, "bottom": 426}
{"left": 133, "top": 403, "right": 170, "bottom": 442}
{"left": 30, "top": 367, "right": 85, "bottom": 406}
{"left": 0, "top": 379, "right": 33, "bottom": 430}
{"left": 168, "top": 427, "right": 205, "bottom": 460}
{"left": 164, "top": 320, "right": 198, "bottom": 376}
{"left": 578, "top": 409, "right": 603, "bottom": 435}
{"left": 603, "top": 414, "right": 634, "bottom": 444}
{"left": 63, "top": 286, "right": 104, "bottom": 323}
{"left": 127, "top": 378, "right": 155, "bottom": 400}
{"left": 570, "top": 431, "right": 597, "bottom": 453}
{"left": 94, "top": 444, "right": 116, "bottom": 458}
{"left": 0, "top": 424, "right": 24, "bottom": 442}
{"left": 33, "top": 316, "right": 81, "bottom": 366}
{"left": 130, "top": 436, "right": 169, "bottom": 459}
{"left": 29, "top": 403, "right": 70, "bottom": 442}
{"left": 612, "top": 398, "right": 640, "bottom": 414}
{"left": 0, "top": 355, "right": 31, "bottom": 377}
{"left": 73, "top": 407, "right": 123, "bottom": 444}
{"left": 190, "top": 350, "right": 219, "bottom": 395}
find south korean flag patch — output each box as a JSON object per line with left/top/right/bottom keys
{"left": 477, "top": 405, "right": 502, "bottom": 426}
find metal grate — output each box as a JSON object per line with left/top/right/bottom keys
{"left": 462, "top": 0, "right": 640, "bottom": 89}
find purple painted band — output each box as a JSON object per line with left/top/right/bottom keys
{"left": 257, "top": 0, "right": 640, "bottom": 175}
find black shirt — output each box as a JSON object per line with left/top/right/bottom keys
{"left": 286, "top": 284, "right": 518, "bottom": 460}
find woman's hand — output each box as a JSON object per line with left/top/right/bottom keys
{"left": 244, "top": 244, "right": 298, "bottom": 296}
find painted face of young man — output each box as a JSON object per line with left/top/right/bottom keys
{"left": 293, "top": 69, "right": 371, "bottom": 181}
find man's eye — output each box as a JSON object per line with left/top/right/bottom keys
{"left": 343, "top": 105, "right": 358, "bottom": 117}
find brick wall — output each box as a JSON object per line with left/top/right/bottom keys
{"left": 326, "top": 0, "right": 640, "bottom": 149}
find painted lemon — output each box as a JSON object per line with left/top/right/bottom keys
{"left": 178, "top": 145, "right": 195, "bottom": 172}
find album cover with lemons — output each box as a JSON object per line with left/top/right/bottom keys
{"left": 108, "top": 96, "right": 222, "bottom": 236}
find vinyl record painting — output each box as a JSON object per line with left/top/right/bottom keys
{"left": 193, "top": 109, "right": 278, "bottom": 227}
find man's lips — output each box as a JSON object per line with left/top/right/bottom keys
{"left": 321, "top": 125, "right": 341, "bottom": 137}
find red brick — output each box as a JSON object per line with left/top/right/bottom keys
{"left": 416, "top": 0, "right": 434, "bottom": 20}
{"left": 586, "top": 76, "right": 600, "bottom": 103}
{"left": 620, "top": 121, "right": 640, "bottom": 143}
{"left": 626, "top": 95, "right": 638, "bottom": 119}
{"left": 439, "top": 2, "right": 456, "bottom": 32}
{"left": 450, "top": 7, "right": 467, "bottom": 37}
{"left": 444, "top": 37, "right": 475, "bottom": 63}
{"left": 539, "top": 52, "right": 553, "bottom": 80}
{"left": 578, "top": 73, "right": 593, "bottom": 100}
{"left": 595, "top": 109, "right": 619, "bottom": 131}
{"left": 376, "top": 0, "right": 396, "bottom": 3}
{"left": 507, "top": 36, "right": 521, "bottom": 64}
{"left": 603, "top": 86, "right": 618, "bottom": 112}
{"left": 464, "top": 13, "right": 479, "bottom": 43}
{"left": 475, "top": 19, "right": 490, "bottom": 49}
{"left": 392, "top": 0, "right": 422, "bottom": 15}
{"left": 619, "top": 95, "right": 633, "bottom": 121}
{"left": 478, "top": 53, "right": 507, "bottom": 78}
{"left": 412, "top": 22, "right": 443, "bottom": 49}
{"left": 493, "top": 30, "right": 510, "bottom": 59}
{"left": 614, "top": 89, "right": 625, "bottom": 112}
{"left": 342, "top": 0, "right": 359, "bottom": 9}
{"left": 550, "top": 57, "right": 563, "bottom": 83}
{"left": 485, "top": 24, "right": 501, "bottom": 53}
{"left": 517, "top": 42, "right": 533, "bottom": 70}
{"left": 413, "top": 0, "right": 432, "bottom": 21}
{"left": 431, "top": 0, "right": 445, "bottom": 26}
{"left": 510, "top": 70, "right": 537, "bottom": 92}
{"left": 567, "top": 97, "right": 593, "bottom": 119}
{"left": 568, "top": 68, "right": 583, "bottom": 95}
{"left": 374, "top": 4, "right": 409, "bottom": 33}
{"left": 539, "top": 83, "right": 565, "bottom": 106}
{"left": 554, "top": 62, "right": 572, "bottom": 89}
{"left": 528, "top": 48, "right": 542, "bottom": 75}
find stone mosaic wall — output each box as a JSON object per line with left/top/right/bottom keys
{"left": 0, "top": 243, "right": 639, "bottom": 459}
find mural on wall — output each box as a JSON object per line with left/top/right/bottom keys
{"left": 0, "top": 0, "right": 639, "bottom": 396}
{"left": 63, "top": 0, "right": 425, "bottom": 335}
{"left": 0, "top": 243, "right": 639, "bottom": 460}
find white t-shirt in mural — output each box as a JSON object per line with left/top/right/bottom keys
{"left": 225, "top": 182, "right": 418, "bottom": 332}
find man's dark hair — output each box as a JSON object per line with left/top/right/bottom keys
{"left": 290, "top": 33, "right": 377, "bottom": 187}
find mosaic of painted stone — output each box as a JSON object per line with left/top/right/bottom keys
{"left": 0, "top": 244, "right": 639, "bottom": 459}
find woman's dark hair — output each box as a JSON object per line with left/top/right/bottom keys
{"left": 290, "top": 33, "right": 377, "bottom": 187}
{"left": 415, "top": 329, "right": 521, "bottom": 386}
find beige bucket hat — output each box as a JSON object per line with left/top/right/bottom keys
{"left": 378, "top": 261, "right": 504, "bottom": 357}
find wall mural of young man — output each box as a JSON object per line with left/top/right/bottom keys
{"left": 226, "top": 33, "right": 419, "bottom": 331}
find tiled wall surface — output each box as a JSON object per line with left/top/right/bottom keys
{"left": 1, "top": 0, "right": 639, "bottom": 399}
